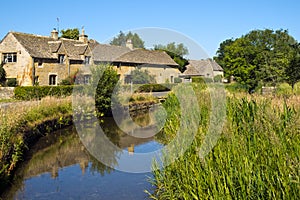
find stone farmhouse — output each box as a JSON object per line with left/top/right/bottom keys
{"left": 0, "top": 29, "right": 181, "bottom": 86}
{"left": 182, "top": 59, "right": 224, "bottom": 82}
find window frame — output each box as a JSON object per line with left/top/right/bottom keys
{"left": 3, "top": 52, "right": 17, "bottom": 63}
{"left": 49, "top": 74, "right": 58, "bottom": 86}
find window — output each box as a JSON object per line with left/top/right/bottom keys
{"left": 83, "top": 75, "right": 91, "bottom": 84}
{"left": 49, "top": 74, "right": 57, "bottom": 85}
{"left": 85, "top": 56, "right": 91, "bottom": 65}
{"left": 58, "top": 55, "right": 65, "bottom": 64}
{"left": 3, "top": 53, "right": 17, "bottom": 63}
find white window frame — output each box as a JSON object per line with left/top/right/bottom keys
{"left": 3, "top": 52, "right": 17, "bottom": 63}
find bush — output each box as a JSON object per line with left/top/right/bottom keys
{"left": 191, "top": 76, "right": 205, "bottom": 83}
{"left": 7, "top": 78, "right": 17, "bottom": 87}
{"left": 276, "top": 83, "right": 293, "bottom": 97}
{"left": 213, "top": 75, "right": 223, "bottom": 83}
{"left": 135, "top": 83, "right": 175, "bottom": 92}
{"left": 174, "top": 77, "right": 182, "bottom": 83}
{"left": 293, "top": 82, "right": 300, "bottom": 95}
{"left": 14, "top": 85, "right": 76, "bottom": 100}
{"left": 225, "top": 83, "right": 249, "bottom": 93}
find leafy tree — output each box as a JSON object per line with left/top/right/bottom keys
{"left": 154, "top": 42, "right": 189, "bottom": 57}
{"left": 110, "top": 31, "right": 145, "bottom": 48}
{"left": 286, "top": 43, "right": 300, "bottom": 89}
{"left": 214, "top": 29, "right": 297, "bottom": 91}
{"left": 89, "top": 64, "right": 120, "bottom": 116}
{"left": 61, "top": 28, "right": 80, "bottom": 40}
{"left": 130, "top": 69, "right": 156, "bottom": 84}
{"left": 154, "top": 42, "right": 189, "bottom": 73}
{"left": 0, "top": 62, "right": 6, "bottom": 86}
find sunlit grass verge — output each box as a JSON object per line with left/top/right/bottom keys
{"left": 147, "top": 84, "right": 300, "bottom": 199}
{"left": 0, "top": 97, "right": 72, "bottom": 192}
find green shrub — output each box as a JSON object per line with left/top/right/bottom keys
{"left": 174, "top": 77, "right": 182, "bottom": 83}
{"left": 293, "top": 82, "right": 300, "bottom": 95}
{"left": 213, "top": 75, "right": 223, "bottom": 83}
{"left": 225, "top": 82, "right": 249, "bottom": 93}
{"left": 191, "top": 76, "right": 205, "bottom": 83}
{"left": 276, "top": 83, "right": 293, "bottom": 97}
{"left": 6, "top": 78, "right": 17, "bottom": 87}
{"left": 135, "top": 84, "right": 175, "bottom": 92}
{"left": 14, "top": 85, "right": 76, "bottom": 100}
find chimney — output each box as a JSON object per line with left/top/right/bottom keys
{"left": 79, "top": 27, "right": 88, "bottom": 43}
{"left": 126, "top": 39, "right": 133, "bottom": 50}
{"left": 51, "top": 28, "right": 58, "bottom": 40}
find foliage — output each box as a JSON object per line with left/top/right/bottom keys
{"left": 130, "top": 69, "right": 156, "bottom": 84}
{"left": 0, "top": 62, "right": 6, "bottom": 86}
{"left": 154, "top": 42, "right": 189, "bottom": 57}
{"left": 275, "top": 82, "right": 293, "bottom": 97}
{"left": 60, "top": 28, "right": 80, "bottom": 40}
{"left": 225, "top": 82, "right": 249, "bottom": 93}
{"left": 0, "top": 98, "right": 72, "bottom": 192}
{"left": 293, "top": 82, "right": 300, "bottom": 95}
{"left": 214, "top": 29, "right": 298, "bottom": 92}
{"left": 213, "top": 74, "right": 223, "bottom": 82}
{"left": 110, "top": 31, "right": 145, "bottom": 48}
{"left": 154, "top": 43, "right": 189, "bottom": 73}
{"left": 286, "top": 43, "right": 300, "bottom": 88}
{"left": 174, "top": 77, "right": 182, "bottom": 83}
{"left": 14, "top": 85, "right": 76, "bottom": 100}
{"left": 6, "top": 78, "right": 17, "bottom": 87}
{"left": 135, "top": 83, "right": 174, "bottom": 92}
{"left": 148, "top": 86, "right": 300, "bottom": 199}
{"left": 89, "top": 64, "right": 119, "bottom": 116}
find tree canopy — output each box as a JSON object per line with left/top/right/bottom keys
{"left": 130, "top": 69, "right": 156, "bottom": 84}
{"left": 154, "top": 42, "right": 189, "bottom": 73}
{"left": 214, "top": 29, "right": 298, "bottom": 91}
{"left": 110, "top": 31, "right": 145, "bottom": 48}
{"left": 286, "top": 43, "right": 300, "bottom": 88}
{"left": 60, "top": 28, "right": 80, "bottom": 40}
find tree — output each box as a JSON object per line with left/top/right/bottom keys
{"left": 0, "top": 62, "right": 6, "bottom": 86}
{"left": 286, "top": 43, "right": 300, "bottom": 89}
{"left": 61, "top": 28, "right": 80, "bottom": 40}
{"left": 154, "top": 42, "right": 189, "bottom": 57}
{"left": 130, "top": 69, "right": 156, "bottom": 84}
{"left": 154, "top": 42, "right": 189, "bottom": 73}
{"left": 89, "top": 64, "right": 120, "bottom": 116}
{"left": 110, "top": 31, "right": 145, "bottom": 48}
{"left": 214, "top": 29, "right": 297, "bottom": 91}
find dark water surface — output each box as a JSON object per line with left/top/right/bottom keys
{"left": 2, "top": 116, "right": 163, "bottom": 200}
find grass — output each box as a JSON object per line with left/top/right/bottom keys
{"left": 148, "top": 83, "right": 300, "bottom": 199}
{"left": 0, "top": 97, "right": 72, "bottom": 191}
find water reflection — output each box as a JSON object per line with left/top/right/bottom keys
{"left": 1, "top": 113, "right": 163, "bottom": 200}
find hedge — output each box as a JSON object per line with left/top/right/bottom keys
{"left": 14, "top": 86, "right": 77, "bottom": 100}
{"left": 135, "top": 83, "right": 176, "bottom": 92}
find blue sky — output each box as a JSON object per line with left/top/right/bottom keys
{"left": 1, "top": 0, "right": 299, "bottom": 58}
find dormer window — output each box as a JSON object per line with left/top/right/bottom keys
{"left": 58, "top": 54, "right": 65, "bottom": 64}
{"left": 3, "top": 53, "right": 17, "bottom": 63}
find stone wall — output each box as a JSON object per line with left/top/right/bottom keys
{"left": 0, "top": 87, "right": 15, "bottom": 99}
{"left": 0, "top": 33, "right": 33, "bottom": 86}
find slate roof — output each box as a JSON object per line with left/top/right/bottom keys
{"left": 10, "top": 32, "right": 96, "bottom": 60}
{"left": 92, "top": 44, "right": 131, "bottom": 62}
{"left": 184, "top": 59, "right": 223, "bottom": 76}
{"left": 114, "top": 49, "right": 179, "bottom": 66}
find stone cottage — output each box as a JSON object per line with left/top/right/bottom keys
{"left": 182, "top": 59, "right": 224, "bottom": 82}
{"left": 0, "top": 29, "right": 181, "bottom": 86}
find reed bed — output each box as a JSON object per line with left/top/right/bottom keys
{"left": 148, "top": 84, "right": 300, "bottom": 199}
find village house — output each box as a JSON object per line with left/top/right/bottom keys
{"left": 0, "top": 29, "right": 182, "bottom": 86}
{"left": 182, "top": 59, "right": 224, "bottom": 82}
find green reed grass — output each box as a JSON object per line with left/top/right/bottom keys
{"left": 148, "top": 84, "right": 300, "bottom": 199}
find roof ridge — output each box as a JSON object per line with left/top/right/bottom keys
{"left": 11, "top": 31, "right": 51, "bottom": 39}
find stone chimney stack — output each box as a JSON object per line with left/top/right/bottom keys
{"left": 79, "top": 28, "right": 88, "bottom": 43}
{"left": 51, "top": 28, "right": 59, "bottom": 40}
{"left": 126, "top": 39, "right": 133, "bottom": 50}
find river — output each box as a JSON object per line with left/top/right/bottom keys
{"left": 1, "top": 113, "right": 163, "bottom": 200}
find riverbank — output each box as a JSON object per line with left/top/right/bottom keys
{"left": 0, "top": 97, "right": 73, "bottom": 193}
{"left": 148, "top": 84, "right": 300, "bottom": 199}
